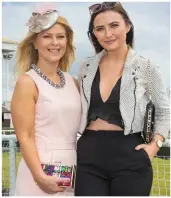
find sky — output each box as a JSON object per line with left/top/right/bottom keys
{"left": 2, "top": 2, "right": 170, "bottom": 102}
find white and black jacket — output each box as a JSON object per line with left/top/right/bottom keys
{"left": 78, "top": 47, "right": 170, "bottom": 139}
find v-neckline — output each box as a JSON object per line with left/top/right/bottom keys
{"left": 98, "top": 68, "right": 122, "bottom": 103}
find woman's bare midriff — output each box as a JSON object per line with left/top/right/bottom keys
{"left": 86, "top": 118, "right": 124, "bottom": 131}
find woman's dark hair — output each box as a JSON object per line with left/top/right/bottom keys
{"left": 88, "top": 2, "right": 134, "bottom": 53}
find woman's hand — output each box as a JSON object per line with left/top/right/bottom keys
{"left": 135, "top": 142, "right": 159, "bottom": 161}
{"left": 36, "top": 174, "right": 70, "bottom": 194}
{"left": 135, "top": 134, "right": 164, "bottom": 161}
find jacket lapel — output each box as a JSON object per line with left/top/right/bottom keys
{"left": 83, "top": 50, "right": 107, "bottom": 104}
{"left": 120, "top": 48, "right": 138, "bottom": 95}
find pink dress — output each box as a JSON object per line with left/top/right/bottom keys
{"left": 15, "top": 69, "right": 81, "bottom": 196}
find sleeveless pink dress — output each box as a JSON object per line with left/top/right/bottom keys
{"left": 15, "top": 69, "right": 81, "bottom": 196}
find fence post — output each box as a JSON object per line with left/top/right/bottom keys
{"left": 9, "top": 138, "right": 16, "bottom": 196}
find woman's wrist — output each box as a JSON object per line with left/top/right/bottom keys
{"left": 149, "top": 141, "right": 160, "bottom": 151}
{"left": 152, "top": 133, "right": 165, "bottom": 142}
{"left": 151, "top": 133, "right": 164, "bottom": 150}
{"left": 33, "top": 170, "right": 47, "bottom": 184}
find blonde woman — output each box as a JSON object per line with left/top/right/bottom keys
{"left": 11, "top": 9, "right": 81, "bottom": 196}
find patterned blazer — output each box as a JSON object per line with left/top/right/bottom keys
{"left": 77, "top": 47, "right": 170, "bottom": 139}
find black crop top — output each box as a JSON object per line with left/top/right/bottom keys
{"left": 88, "top": 67, "right": 124, "bottom": 129}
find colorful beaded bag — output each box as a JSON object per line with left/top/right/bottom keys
{"left": 41, "top": 162, "right": 76, "bottom": 188}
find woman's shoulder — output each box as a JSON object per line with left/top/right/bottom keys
{"left": 63, "top": 71, "right": 78, "bottom": 82}
{"left": 134, "top": 51, "right": 159, "bottom": 71}
{"left": 16, "top": 72, "right": 35, "bottom": 88}
{"left": 77, "top": 57, "right": 92, "bottom": 77}
{"left": 78, "top": 50, "right": 105, "bottom": 70}
{"left": 81, "top": 55, "right": 96, "bottom": 65}
{"left": 15, "top": 70, "right": 39, "bottom": 93}
{"left": 13, "top": 73, "right": 37, "bottom": 99}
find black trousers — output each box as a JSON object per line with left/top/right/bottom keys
{"left": 75, "top": 130, "right": 153, "bottom": 196}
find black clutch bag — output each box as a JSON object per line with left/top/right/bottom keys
{"left": 143, "top": 100, "right": 155, "bottom": 143}
{"left": 143, "top": 60, "right": 155, "bottom": 144}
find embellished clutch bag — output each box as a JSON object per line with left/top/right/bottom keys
{"left": 41, "top": 162, "right": 76, "bottom": 188}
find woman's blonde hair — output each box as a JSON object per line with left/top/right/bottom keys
{"left": 15, "top": 16, "right": 75, "bottom": 75}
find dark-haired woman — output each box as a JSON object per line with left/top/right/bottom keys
{"left": 75, "top": 2, "right": 169, "bottom": 196}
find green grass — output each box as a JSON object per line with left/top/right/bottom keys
{"left": 150, "top": 157, "right": 170, "bottom": 196}
{"left": 2, "top": 154, "right": 170, "bottom": 196}
{"left": 2, "top": 152, "right": 22, "bottom": 189}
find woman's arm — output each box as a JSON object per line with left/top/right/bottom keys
{"left": 11, "top": 75, "right": 44, "bottom": 180}
{"left": 11, "top": 74, "right": 69, "bottom": 194}
{"left": 150, "top": 65, "right": 170, "bottom": 140}
{"left": 136, "top": 63, "right": 170, "bottom": 159}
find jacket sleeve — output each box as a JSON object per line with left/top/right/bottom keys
{"left": 150, "top": 62, "right": 170, "bottom": 139}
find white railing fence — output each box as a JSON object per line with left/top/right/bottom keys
{"left": 2, "top": 134, "right": 17, "bottom": 196}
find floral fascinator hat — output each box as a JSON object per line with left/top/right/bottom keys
{"left": 26, "top": 3, "right": 59, "bottom": 33}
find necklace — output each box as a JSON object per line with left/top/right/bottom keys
{"left": 31, "top": 64, "right": 66, "bottom": 89}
